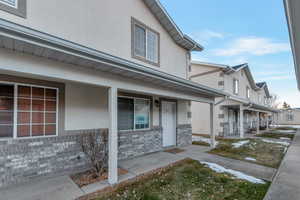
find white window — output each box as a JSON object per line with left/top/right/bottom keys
{"left": 287, "top": 110, "right": 294, "bottom": 121}
{"left": 233, "top": 79, "right": 239, "bottom": 95}
{"left": 0, "top": 0, "right": 17, "bottom": 8}
{"left": 246, "top": 86, "right": 250, "bottom": 99}
{"left": 0, "top": 82, "right": 58, "bottom": 139}
{"left": 132, "top": 18, "right": 159, "bottom": 65}
{"left": 118, "top": 97, "right": 150, "bottom": 131}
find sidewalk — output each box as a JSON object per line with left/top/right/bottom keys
{"left": 264, "top": 129, "right": 300, "bottom": 200}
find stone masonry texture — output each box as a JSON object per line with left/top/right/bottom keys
{"left": 1, "top": 124, "right": 193, "bottom": 188}
{"left": 177, "top": 124, "right": 192, "bottom": 147}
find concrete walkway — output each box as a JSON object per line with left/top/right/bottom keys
{"left": 179, "top": 145, "right": 276, "bottom": 181}
{"left": 0, "top": 176, "right": 84, "bottom": 200}
{"left": 264, "top": 129, "right": 300, "bottom": 200}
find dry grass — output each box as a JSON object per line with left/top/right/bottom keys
{"left": 192, "top": 141, "right": 210, "bottom": 147}
{"left": 209, "top": 138, "right": 287, "bottom": 168}
{"left": 256, "top": 132, "right": 294, "bottom": 140}
{"left": 81, "top": 159, "right": 269, "bottom": 200}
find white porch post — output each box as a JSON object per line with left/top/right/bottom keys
{"left": 108, "top": 87, "right": 118, "bottom": 185}
{"left": 239, "top": 105, "right": 244, "bottom": 138}
{"left": 256, "top": 112, "right": 260, "bottom": 135}
{"left": 210, "top": 103, "right": 216, "bottom": 148}
{"left": 266, "top": 114, "right": 269, "bottom": 130}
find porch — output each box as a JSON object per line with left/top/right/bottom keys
{"left": 221, "top": 104, "right": 274, "bottom": 138}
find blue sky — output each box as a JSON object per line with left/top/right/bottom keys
{"left": 160, "top": 0, "right": 299, "bottom": 107}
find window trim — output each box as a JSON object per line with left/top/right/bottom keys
{"left": 246, "top": 86, "right": 250, "bottom": 99}
{"left": 118, "top": 95, "right": 151, "bottom": 132}
{"left": 131, "top": 17, "right": 160, "bottom": 67}
{"left": 0, "top": 0, "right": 26, "bottom": 18}
{"left": 0, "top": 81, "right": 58, "bottom": 140}
{"left": 233, "top": 79, "right": 239, "bottom": 95}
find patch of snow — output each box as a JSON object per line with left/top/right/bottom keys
{"left": 276, "top": 130, "right": 296, "bottom": 134}
{"left": 280, "top": 137, "right": 291, "bottom": 140}
{"left": 192, "top": 136, "right": 219, "bottom": 146}
{"left": 232, "top": 140, "right": 250, "bottom": 148}
{"left": 261, "top": 139, "right": 290, "bottom": 146}
{"left": 200, "top": 162, "right": 265, "bottom": 184}
{"left": 245, "top": 157, "right": 257, "bottom": 161}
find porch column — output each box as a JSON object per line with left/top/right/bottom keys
{"left": 108, "top": 87, "right": 118, "bottom": 185}
{"left": 266, "top": 114, "right": 269, "bottom": 130}
{"left": 239, "top": 105, "right": 244, "bottom": 138}
{"left": 210, "top": 103, "right": 216, "bottom": 148}
{"left": 256, "top": 112, "right": 260, "bottom": 135}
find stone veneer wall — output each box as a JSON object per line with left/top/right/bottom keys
{"left": 0, "top": 129, "right": 106, "bottom": 189}
{"left": 118, "top": 127, "right": 163, "bottom": 160}
{"left": 0, "top": 124, "right": 192, "bottom": 188}
{"left": 176, "top": 124, "right": 192, "bottom": 147}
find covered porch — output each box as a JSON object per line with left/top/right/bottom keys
{"left": 221, "top": 102, "right": 276, "bottom": 138}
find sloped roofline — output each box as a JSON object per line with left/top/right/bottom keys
{"left": 143, "top": 0, "right": 203, "bottom": 51}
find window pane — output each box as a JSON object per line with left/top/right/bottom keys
{"left": 17, "top": 125, "right": 30, "bottom": 137}
{"left": 32, "top": 112, "right": 44, "bottom": 124}
{"left": 18, "top": 98, "right": 31, "bottom": 111}
{"left": 46, "top": 89, "right": 57, "bottom": 100}
{"left": 32, "top": 87, "right": 44, "bottom": 99}
{"left": 0, "top": 125, "right": 13, "bottom": 137}
{"left": 45, "top": 100, "right": 56, "bottom": 111}
{"left": 0, "top": 84, "right": 13, "bottom": 97}
{"left": 135, "top": 99, "right": 150, "bottom": 130}
{"left": 134, "top": 25, "right": 146, "bottom": 57}
{"left": 32, "top": 100, "right": 44, "bottom": 111}
{"left": 0, "top": 97, "right": 13, "bottom": 111}
{"left": 18, "top": 112, "right": 30, "bottom": 124}
{"left": 45, "top": 113, "right": 56, "bottom": 124}
{"left": 32, "top": 125, "right": 44, "bottom": 136}
{"left": 18, "top": 86, "right": 31, "bottom": 98}
{"left": 147, "top": 30, "right": 158, "bottom": 63}
{"left": 0, "top": 112, "right": 13, "bottom": 124}
{"left": 45, "top": 125, "right": 56, "bottom": 136}
{"left": 118, "top": 98, "right": 134, "bottom": 130}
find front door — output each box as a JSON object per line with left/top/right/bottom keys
{"left": 161, "top": 101, "right": 176, "bottom": 147}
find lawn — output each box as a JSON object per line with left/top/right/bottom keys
{"left": 93, "top": 159, "right": 269, "bottom": 200}
{"left": 256, "top": 132, "right": 295, "bottom": 140}
{"left": 209, "top": 138, "right": 288, "bottom": 168}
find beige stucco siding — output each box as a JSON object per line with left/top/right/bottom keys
{"left": 0, "top": 0, "right": 188, "bottom": 78}
{"left": 65, "top": 82, "right": 109, "bottom": 130}
{"left": 191, "top": 102, "right": 210, "bottom": 134}
{"left": 278, "top": 109, "right": 300, "bottom": 125}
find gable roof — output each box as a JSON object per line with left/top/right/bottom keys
{"left": 192, "top": 61, "right": 272, "bottom": 98}
{"left": 143, "top": 0, "right": 203, "bottom": 51}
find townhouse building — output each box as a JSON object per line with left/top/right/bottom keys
{"left": 0, "top": 0, "right": 227, "bottom": 188}
{"left": 190, "top": 61, "right": 277, "bottom": 137}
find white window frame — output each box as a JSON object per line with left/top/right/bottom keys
{"left": 118, "top": 96, "right": 151, "bottom": 132}
{"left": 233, "top": 79, "right": 239, "bottom": 95}
{"left": 0, "top": 0, "right": 17, "bottom": 8}
{"left": 246, "top": 86, "right": 250, "bottom": 99}
{"left": 132, "top": 18, "right": 160, "bottom": 66}
{"left": 0, "top": 81, "right": 59, "bottom": 140}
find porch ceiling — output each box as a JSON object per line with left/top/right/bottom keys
{"left": 0, "top": 19, "right": 226, "bottom": 102}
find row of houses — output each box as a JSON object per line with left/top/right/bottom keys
{"left": 0, "top": 0, "right": 278, "bottom": 189}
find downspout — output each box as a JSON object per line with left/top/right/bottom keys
{"left": 186, "top": 43, "right": 197, "bottom": 80}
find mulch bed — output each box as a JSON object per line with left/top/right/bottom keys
{"left": 76, "top": 159, "right": 191, "bottom": 200}
{"left": 164, "top": 148, "right": 185, "bottom": 154}
{"left": 71, "top": 168, "right": 128, "bottom": 188}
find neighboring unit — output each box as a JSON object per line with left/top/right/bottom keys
{"left": 278, "top": 108, "right": 300, "bottom": 125}
{"left": 190, "top": 61, "right": 277, "bottom": 138}
{"left": 0, "top": 0, "right": 225, "bottom": 188}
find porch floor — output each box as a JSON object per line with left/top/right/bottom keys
{"left": 0, "top": 145, "right": 277, "bottom": 200}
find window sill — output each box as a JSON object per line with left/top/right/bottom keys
{"left": 132, "top": 55, "right": 160, "bottom": 67}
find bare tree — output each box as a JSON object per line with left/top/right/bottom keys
{"left": 269, "top": 94, "right": 280, "bottom": 108}
{"left": 79, "top": 131, "right": 108, "bottom": 177}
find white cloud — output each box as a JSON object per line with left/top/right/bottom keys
{"left": 190, "top": 30, "right": 225, "bottom": 45}
{"left": 213, "top": 37, "right": 290, "bottom": 56}
{"left": 261, "top": 75, "right": 295, "bottom": 81}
